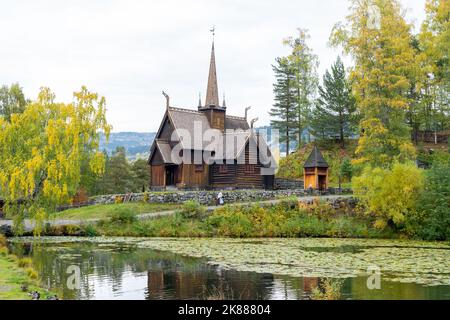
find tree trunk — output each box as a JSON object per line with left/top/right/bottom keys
{"left": 339, "top": 112, "right": 345, "bottom": 148}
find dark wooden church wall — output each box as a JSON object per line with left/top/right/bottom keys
{"left": 210, "top": 163, "right": 236, "bottom": 187}
{"left": 235, "top": 144, "right": 263, "bottom": 188}
{"left": 151, "top": 165, "right": 165, "bottom": 187}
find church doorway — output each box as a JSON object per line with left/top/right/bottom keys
{"left": 165, "top": 166, "right": 177, "bottom": 187}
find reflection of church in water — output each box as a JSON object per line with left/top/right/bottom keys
{"left": 145, "top": 259, "right": 320, "bottom": 300}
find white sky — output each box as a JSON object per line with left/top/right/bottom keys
{"left": 0, "top": 0, "right": 427, "bottom": 132}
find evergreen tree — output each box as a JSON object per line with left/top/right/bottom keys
{"left": 418, "top": 0, "right": 450, "bottom": 136}
{"left": 131, "top": 158, "right": 150, "bottom": 192}
{"left": 270, "top": 57, "right": 297, "bottom": 156}
{"left": 100, "top": 147, "right": 135, "bottom": 194}
{"left": 284, "top": 29, "right": 319, "bottom": 146}
{"left": 310, "top": 57, "right": 357, "bottom": 147}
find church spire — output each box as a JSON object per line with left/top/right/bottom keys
{"left": 205, "top": 39, "right": 220, "bottom": 108}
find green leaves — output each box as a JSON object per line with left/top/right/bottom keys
{"left": 331, "top": 0, "right": 417, "bottom": 166}
{"left": 353, "top": 162, "right": 425, "bottom": 226}
{"left": 310, "top": 57, "right": 358, "bottom": 147}
{"left": 0, "top": 87, "right": 111, "bottom": 234}
{"left": 410, "top": 155, "right": 450, "bottom": 240}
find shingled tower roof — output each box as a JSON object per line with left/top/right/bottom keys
{"left": 205, "top": 41, "right": 220, "bottom": 107}
{"left": 304, "top": 145, "right": 329, "bottom": 168}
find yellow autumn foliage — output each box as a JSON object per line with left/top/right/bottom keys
{"left": 331, "top": 0, "right": 418, "bottom": 166}
{"left": 0, "top": 86, "right": 111, "bottom": 234}
{"left": 353, "top": 162, "right": 425, "bottom": 226}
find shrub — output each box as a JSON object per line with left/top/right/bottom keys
{"left": 306, "top": 199, "right": 336, "bottom": 221}
{"left": 83, "top": 224, "right": 99, "bottom": 237}
{"left": 311, "top": 279, "right": 343, "bottom": 300}
{"left": 407, "top": 157, "right": 450, "bottom": 240}
{"left": 0, "top": 234, "right": 7, "bottom": 248}
{"left": 179, "top": 201, "right": 206, "bottom": 219}
{"left": 109, "top": 208, "right": 137, "bottom": 224}
{"left": 17, "top": 257, "right": 33, "bottom": 268}
{"left": 72, "top": 188, "right": 89, "bottom": 205}
{"left": 26, "top": 268, "right": 38, "bottom": 280}
{"left": 277, "top": 196, "right": 299, "bottom": 211}
{"left": 353, "top": 162, "right": 424, "bottom": 227}
{"left": 340, "top": 158, "right": 353, "bottom": 182}
{"left": 143, "top": 192, "right": 150, "bottom": 203}
{"left": 115, "top": 196, "right": 123, "bottom": 204}
{"left": 207, "top": 206, "right": 254, "bottom": 237}
{"left": 0, "top": 247, "right": 8, "bottom": 256}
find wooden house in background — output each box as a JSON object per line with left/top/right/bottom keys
{"left": 148, "top": 41, "right": 275, "bottom": 190}
{"left": 303, "top": 146, "right": 329, "bottom": 191}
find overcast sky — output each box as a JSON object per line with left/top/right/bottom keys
{"left": 0, "top": 0, "right": 427, "bottom": 132}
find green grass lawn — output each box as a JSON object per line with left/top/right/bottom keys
{"left": 0, "top": 247, "right": 54, "bottom": 300}
{"left": 54, "top": 202, "right": 181, "bottom": 220}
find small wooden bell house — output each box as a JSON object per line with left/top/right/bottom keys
{"left": 303, "top": 146, "right": 329, "bottom": 191}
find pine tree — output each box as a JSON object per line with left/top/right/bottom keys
{"left": 310, "top": 57, "right": 357, "bottom": 147}
{"left": 132, "top": 159, "right": 150, "bottom": 192}
{"left": 270, "top": 57, "right": 297, "bottom": 156}
{"left": 284, "top": 29, "right": 319, "bottom": 146}
{"left": 100, "top": 147, "right": 135, "bottom": 194}
{"left": 419, "top": 0, "right": 450, "bottom": 137}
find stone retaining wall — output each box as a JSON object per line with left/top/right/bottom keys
{"left": 91, "top": 188, "right": 352, "bottom": 206}
{"left": 275, "top": 178, "right": 304, "bottom": 190}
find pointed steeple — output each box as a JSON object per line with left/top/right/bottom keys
{"left": 205, "top": 41, "right": 220, "bottom": 107}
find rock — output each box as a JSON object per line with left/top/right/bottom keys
{"left": 0, "top": 224, "right": 13, "bottom": 237}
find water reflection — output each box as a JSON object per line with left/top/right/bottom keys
{"left": 9, "top": 242, "right": 450, "bottom": 300}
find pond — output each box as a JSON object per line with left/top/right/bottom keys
{"left": 8, "top": 237, "right": 450, "bottom": 300}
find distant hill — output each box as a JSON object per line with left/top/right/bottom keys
{"left": 99, "top": 132, "right": 156, "bottom": 161}
{"left": 99, "top": 126, "right": 291, "bottom": 161}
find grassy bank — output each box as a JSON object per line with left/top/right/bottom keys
{"left": 54, "top": 202, "right": 181, "bottom": 220}
{"left": 86, "top": 199, "right": 396, "bottom": 239}
{"left": 0, "top": 235, "right": 54, "bottom": 300}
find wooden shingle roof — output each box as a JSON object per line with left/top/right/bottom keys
{"left": 304, "top": 146, "right": 329, "bottom": 168}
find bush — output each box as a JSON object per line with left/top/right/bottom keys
{"left": 277, "top": 196, "right": 299, "bottom": 211}
{"left": 306, "top": 199, "right": 337, "bottom": 221}
{"left": 115, "top": 196, "right": 123, "bottom": 204}
{"left": 207, "top": 206, "right": 254, "bottom": 237}
{"left": 311, "top": 279, "right": 343, "bottom": 300}
{"left": 0, "top": 234, "right": 7, "bottom": 248}
{"left": 72, "top": 188, "right": 89, "bottom": 205}
{"left": 83, "top": 224, "right": 99, "bottom": 237}
{"left": 407, "top": 157, "right": 450, "bottom": 240}
{"left": 353, "top": 162, "right": 424, "bottom": 227}
{"left": 0, "top": 247, "right": 8, "bottom": 256}
{"left": 109, "top": 209, "right": 137, "bottom": 224}
{"left": 17, "top": 257, "right": 33, "bottom": 268}
{"left": 179, "top": 201, "right": 206, "bottom": 219}
{"left": 43, "top": 224, "right": 83, "bottom": 236}
{"left": 26, "top": 267, "right": 38, "bottom": 280}
{"left": 340, "top": 158, "right": 353, "bottom": 182}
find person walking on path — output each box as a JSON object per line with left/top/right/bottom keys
{"left": 217, "top": 192, "right": 224, "bottom": 206}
